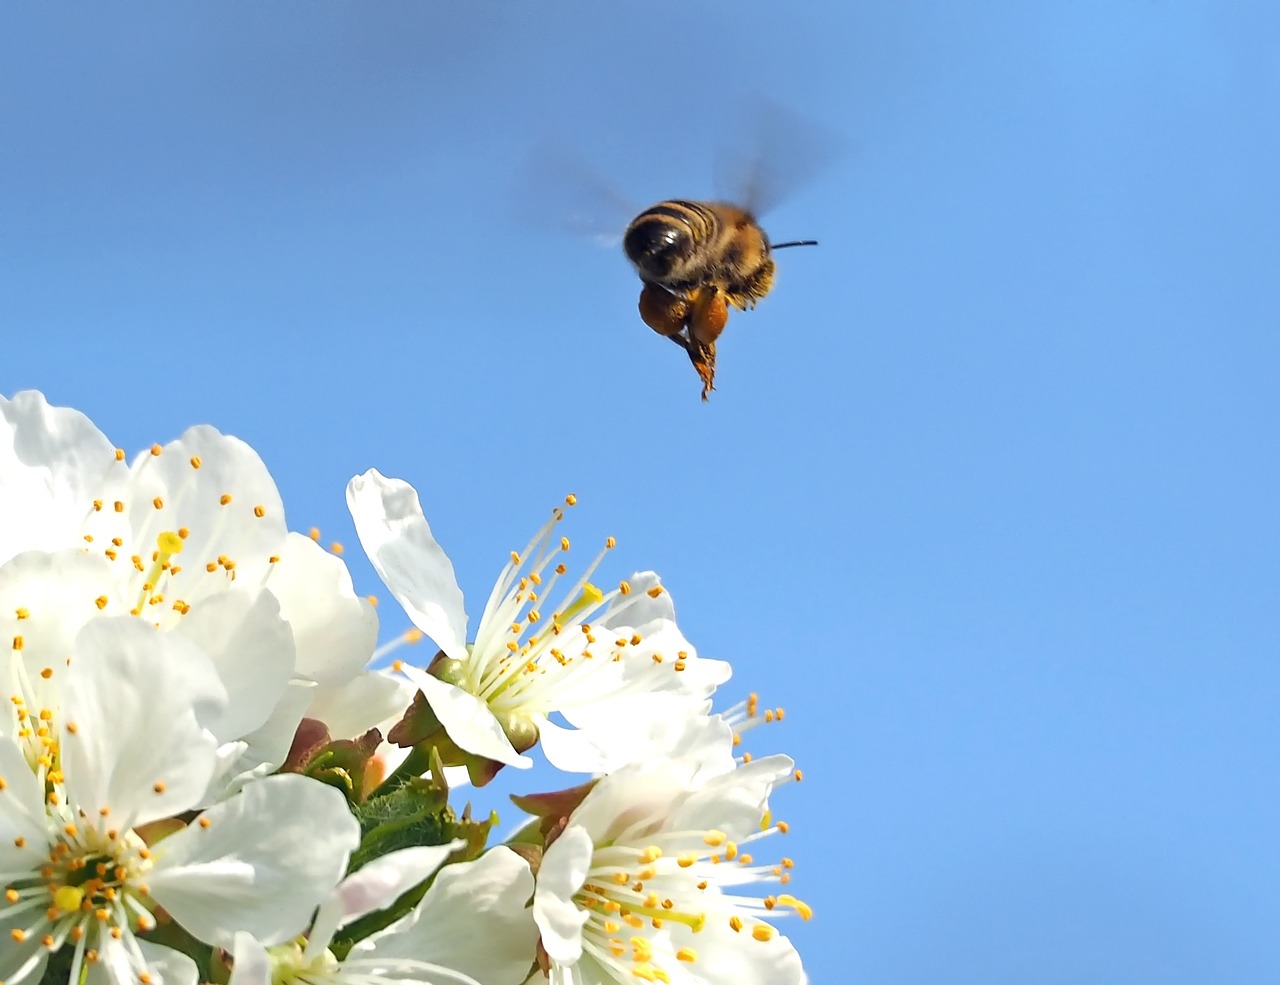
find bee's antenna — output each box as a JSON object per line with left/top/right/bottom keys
{"left": 771, "top": 239, "right": 819, "bottom": 250}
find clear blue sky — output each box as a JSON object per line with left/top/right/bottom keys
{"left": 2, "top": 3, "right": 1277, "bottom": 982}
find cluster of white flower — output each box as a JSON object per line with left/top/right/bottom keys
{"left": 0, "top": 391, "right": 809, "bottom": 985}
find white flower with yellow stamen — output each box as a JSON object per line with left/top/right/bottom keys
{"left": 530, "top": 736, "right": 810, "bottom": 985}
{"left": 0, "top": 618, "right": 360, "bottom": 985}
{"left": 346, "top": 469, "right": 730, "bottom": 776}
{"left": 0, "top": 390, "right": 398, "bottom": 774}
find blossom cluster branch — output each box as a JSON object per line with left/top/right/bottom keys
{"left": 0, "top": 391, "right": 809, "bottom": 985}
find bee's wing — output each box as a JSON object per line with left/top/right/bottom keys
{"left": 510, "top": 141, "right": 638, "bottom": 248}
{"left": 714, "top": 97, "right": 842, "bottom": 218}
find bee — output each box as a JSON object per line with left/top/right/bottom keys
{"left": 623, "top": 200, "right": 817, "bottom": 399}
{"left": 517, "top": 100, "right": 831, "bottom": 400}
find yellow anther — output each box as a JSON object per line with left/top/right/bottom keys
{"left": 114, "top": 448, "right": 125, "bottom": 461}
{"left": 565, "top": 493, "right": 577, "bottom": 506}
{"left": 309, "top": 527, "right": 321, "bottom": 541}
{"left": 605, "top": 536, "right": 617, "bottom": 549}
{"left": 149, "top": 444, "right": 162, "bottom": 456}
{"left": 219, "top": 493, "right": 232, "bottom": 505}
{"left": 560, "top": 536, "right": 570, "bottom": 551}
{"left": 113, "top": 501, "right": 124, "bottom": 513}
{"left": 703, "top": 829, "right": 727, "bottom": 847}
{"left": 253, "top": 505, "right": 265, "bottom": 518}
{"left": 330, "top": 542, "right": 343, "bottom": 555}
{"left": 152, "top": 496, "right": 164, "bottom": 510}
{"left": 647, "top": 585, "right": 663, "bottom": 598}
{"left": 189, "top": 455, "right": 202, "bottom": 468}
{"left": 729, "top": 915, "right": 743, "bottom": 933}
{"left": 619, "top": 580, "right": 631, "bottom": 595}
{"left": 12, "top": 636, "right": 23, "bottom": 651}
{"left": 510, "top": 550, "right": 521, "bottom": 564}
{"left": 751, "top": 924, "right": 775, "bottom": 942}
{"left": 676, "top": 948, "right": 697, "bottom": 963}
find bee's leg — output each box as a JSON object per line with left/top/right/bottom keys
{"left": 638, "top": 283, "right": 691, "bottom": 340}
{"left": 686, "top": 288, "right": 729, "bottom": 401}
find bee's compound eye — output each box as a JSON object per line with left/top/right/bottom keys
{"left": 624, "top": 219, "right": 687, "bottom": 278}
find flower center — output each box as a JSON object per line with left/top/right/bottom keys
{"left": 2, "top": 796, "right": 155, "bottom": 960}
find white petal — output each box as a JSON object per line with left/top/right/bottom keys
{"left": 347, "top": 470, "right": 467, "bottom": 660}
{"left": 533, "top": 826, "right": 593, "bottom": 964}
{"left": 370, "top": 847, "right": 538, "bottom": 985}
{"left": 148, "top": 773, "right": 360, "bottom": 947}
{"left": 269, "top": 532, "right": 378, "bottom": 685}
{"left": 305, "top": 668, "right": 408, "bottom": 741}
{"left": 402, "top": 665, "right": 530, "bottom": 768}
{"left": 228, "top": 680, "right": 316, "bottom": 781}
{"left": 331, "top": 841, "right": 463, "bottom": 931}
{"left": 173, "top": 589, "right": 295, "bottom": 742}
{"left": 0, "top": 939, "right": 46, "bottom": 985}
{"left": 137, "top": 942, "right": 200, "bottom": 985}
{"left": 595, "top": 571, "right": 671, "bottom": 630}
{"left": 0, "top": 550, "right": 124, "bottom": 708}
{"left": 84, "top": 933, "right": 135, "bottom": 985}
{"left": 226, "top": 933, "right": 272, "bottom": 985}
{"left": 542, "top": 711, "right": 737, "bottom": 777}
{"left": 671, "top": 755, "right": 794, "bottom": 840}
{"left": 568, "top": 764, "right": 685, "bottom": 846}
{"left": 119, "top": 426, "right": 287, "bottom": 594}
{"left": 60, "top": 618, "right": 226, "bottom": 827}
{"left": 535, "top": 717, "right": 619, "bottom": 774}
{"left": 676, "top": 922, "right": 806, "bottom": 985}
{"left": 0, "top": 390, "right": 118, "bottom": 562}
{"left": 0, "top": 737, "right": 49, "bottom": 871}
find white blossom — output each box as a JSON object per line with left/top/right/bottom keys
{"left": 0, "top": 390, "right": 389, "bottom": 774}
{"left": 531, "top": 734, "right": 809, "bottom": 985}
{"left": 347, "top": 469, "right": 729, "bottom": 774}
{"left": 0, "top": 617, "right": 360, "bottom": 985}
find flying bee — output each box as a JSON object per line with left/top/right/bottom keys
{"left": 623, "top": 200, "right": 817, "bottom": 399}
{"left": 517, "top": 99, "right": 833, "bottom": 400}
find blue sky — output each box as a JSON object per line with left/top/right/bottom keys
{"left": 2, "top": 2, "right": 1277, "bottom": 981}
